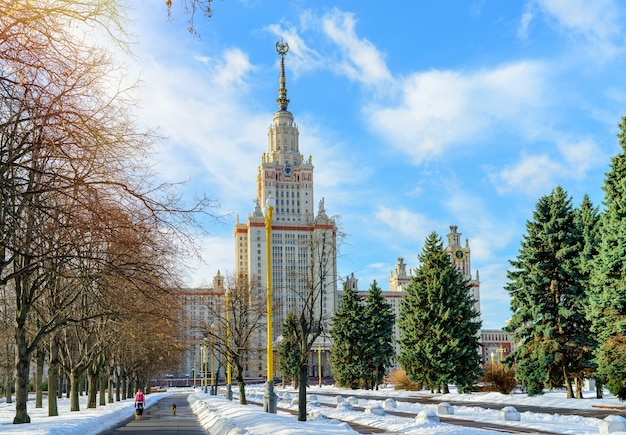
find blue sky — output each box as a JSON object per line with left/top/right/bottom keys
{"left": 124, "top": 1, "right": 626, "bottom": 329}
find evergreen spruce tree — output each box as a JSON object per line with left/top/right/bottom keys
{"left": 575, "top": 194, "right": 602, "bottom": 397}
{"left": 277, "top": 312, "right": 301, "bottom": 387}
{"left": 362, "top": 280, "right": 395, "bottom": 390}
{"left": 329, "top": 283, "right": 366, "bottom": 388}
{"left": 589, "top": 116, "right": 626, "bottom": 400}
{"left": 504, "top": 186, "right": 590, "bottom": 398}
{"left": 398, "top": 231, "right": 482, "bottom": 394}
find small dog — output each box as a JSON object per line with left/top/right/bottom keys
{"left": 171, "top": 403, "right": 176, "bottom": 416}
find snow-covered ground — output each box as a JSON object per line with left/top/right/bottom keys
{"left": 2, "top": 384, "right": 626, "bottom": 434}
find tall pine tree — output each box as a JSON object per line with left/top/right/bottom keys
{"left": 589, "top": 116, "right": 626, "bottom": 400}
{"left": 398, "top": 231, "right": 482, "bottom": 394}
{"left": 575, "top": 194, "right": 602, "bottom": 397}
{"left": 329, "top": 283, "right": 366, "bottom": 388}
{"left": 277, "top": 312, "right": 301, "bottom": 387}
{"left": 363, "top": 280, "right": 395, "bottom": 390}
{"left": 505, "top": 186, "right": 590, "bottom": 398}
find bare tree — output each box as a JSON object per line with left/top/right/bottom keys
{"left": 203, "top": 272, "right": 266, "bottom": 405}
{"left": 290, "top": 218, "right": 342, "bottom": 421}
{"left": 1, "top": 3, "right": 216, "bottom": 423}
{"left": 165, "top": 0, "right": 215, "bottom": 34}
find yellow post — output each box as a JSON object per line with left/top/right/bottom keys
{"left": 203, "top": 343, "right": 208, "bottom": 393}
{"left": 263, "top": 194, "right": 277, "bottom": 413}
{"left": 210, "top": 327, "right": 215, "bottom": 395}
{"left": 318, "top": 343, "right": 322, "bottom": 387}
{"left": 266, "top": 204, "right": 273, "bottom": 383}
{"left": 225, "top": 289, "right": 232, "bottom": 400}
{"left": 200, "top": 344, "right": 205, "bottom": 389}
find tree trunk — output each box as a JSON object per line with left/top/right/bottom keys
{"left": 562, "top": 365, "right": 574, "bottom": 399}
{"left": 99, "top": 374, "right": 106, "bottom": 406}
{"left": 121, "top": 373, "right": 127, "bottom": 400}
{"left": 442, "top": 384, "right": 450, "bottom": 394}
{"left": 87, "top": 371, "right": 98, "bottom": 408}
{"left": 234, "top": 363, "right": 247, "bottom": 404}
{"left": 575, "top": 378, "right": 583, "bottom": 399}
{"left": 236, "top": 378, "right": 247, "bottom": 404}
{"left": 5, "top": 341, "right": 13, "bottom": 404}
{"left": 48, "top": 338, "right": 59, "bottom": 417}
{"left": 13, "top": 322, "right": 31, "bottom": 424}
{"left": 374, "top": 366, "right": 379, "bottom": 391}
{"left": 297, "top": 364, "right": 308, "bottom": 422}
{"left": 108, "top": 369, "right": 114, "bottom": 403}
{"left": 70, "top": 370, "right": 82, "bottom": 411}
{"left": 596, "top": 379, "right": 604, "bottom": 399}
{"left": 35, "top": 346, "right": 45, "bottom": 408}
{"left": 115, "top": 370, "right": 121, "bottom": 402}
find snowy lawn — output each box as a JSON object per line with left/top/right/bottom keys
{"left": 2, "top": 384, "right": 626, "bottom": 434}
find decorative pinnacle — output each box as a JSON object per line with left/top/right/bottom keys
{"left": 275, "top": 39, "right": 290, "bottom": 110}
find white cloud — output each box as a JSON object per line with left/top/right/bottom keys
{"left": 489, "top": 137, "right": 605, "bottom": 195}
{"left": 264, "top": 23, "right": 325, "bottom": 77}
{"left": 517, "top": 9, "right": 535, "bottom": 40}
{"left": 133, "top": 51, "right": 269, "bottom": 211}
{"left": 558, "top": 138, "right": 606, "bottom": 179}
{"left": 321, "top": 8, "right": 392, "bottom": 87}
{"left": 212, "top": 48, "right": 256, "bottom": 90}
{"left": 490, "top": 153, "right": 562, "bottom": 196}
{"left": 375, "top": 206, "right": 434, "bottom": 243}
{"left": 366, "top": 61, "right": 547, "bottom": 164}
{"left": 533, "top": 0, "right": 624, "bottom": 60}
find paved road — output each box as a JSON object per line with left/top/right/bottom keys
{"left": 99, "top": 391, "right": 207, "bottom": 434}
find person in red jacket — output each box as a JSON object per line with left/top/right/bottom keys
{"left": 134, "top": 388, "right": 146, "bottom": 419}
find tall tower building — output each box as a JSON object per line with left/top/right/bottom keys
{"left": 445, "top": 225, "right": 481, "bottom": 322}
{"left": 234, "top": 42, "right": 338, "bottom": 371}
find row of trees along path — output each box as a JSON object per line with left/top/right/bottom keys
{"left": 1, "top": 1, "right": 216, "bottom": 424}
{"left": 505, "top": 117, "right": 626, "bottom": 400}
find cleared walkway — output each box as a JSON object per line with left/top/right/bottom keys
{"left": 99, "top": 391, "right": 207, "bottom": 434}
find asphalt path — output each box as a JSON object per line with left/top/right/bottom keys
{"left": 98, "top": 391, "right": 207, "bottom": 434}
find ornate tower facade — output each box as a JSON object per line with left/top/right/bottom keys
{"left": 445, "top": 225, "right": 481, "bottom": 323}
{"left": 389, "top": 257, "right": 410, "bottom": 292}
{"left": 234, "top": 43, "right": 338, "bottom": 376}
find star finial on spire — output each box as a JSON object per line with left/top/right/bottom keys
{"left": 275, "top": 39, "right": 290, "bottom": 110}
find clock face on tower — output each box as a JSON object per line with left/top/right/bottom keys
{"left": 283, "top": 162, "right": 293, "bottom": 177}
{"left": 453, "top": 248, "right": 465, "bottom": 262}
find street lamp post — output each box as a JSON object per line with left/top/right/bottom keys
{"left": 263, "top": 194, "right": 277, "bottom": 413}
{"left": 225, "top": 288, "right": 233, "bottom": 400}
{"left": 318, "top": 343, "right": 322, "bottom": 388}
{"left": 210, "top": 324, "right": 217, "bottom": 395}
{"left": 200, "top": 344, "right": 205, "bottom": 390}
{"left": 203, "top": 341, "right": 208, "bottom": 394}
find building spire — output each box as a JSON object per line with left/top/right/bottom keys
{"left": 275, "top": 39, "right": 290, "bottom": 111}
